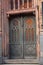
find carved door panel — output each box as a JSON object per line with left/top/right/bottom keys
{"left": 9, "top": 17, "right": 23, "bottom": 59}
{"left": 9, "top": 16, "right": 36, "bottom": 59}
{"left": 24, "top": 16, "right": 36, "bottom": 58}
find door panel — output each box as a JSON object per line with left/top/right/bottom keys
{"left": 24, "top": 17, "right": 36, "bottom": 58}
{"left": 9, "top": 44, "right": 23, "bottom": 59}
{"left": 24, "top": 45, "right": 36, "bottom": 56}
{"left": 9, "top": 16, "right": 36, "bottom": 59}
{"left": 9, "top": 17, "right": 23, "bottom": 59}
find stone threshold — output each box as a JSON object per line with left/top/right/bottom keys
{"left": 3, "top": 64, "right": 40, "bottom": 65}
{"left": 4, "top": 59, "right": 39, "bottom": 64}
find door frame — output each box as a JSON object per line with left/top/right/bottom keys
{"left": 8, "top": 13, "right": 40, "bottom": 59}
{"left": 35, "top": 7, "right": 40, "bottom": 59}
{"left": 2, "top": 11, "right": 40, "bottom": 63}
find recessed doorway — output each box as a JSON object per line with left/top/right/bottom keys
{"left": 9, "top": 14, "right": 36, "bottom": 59}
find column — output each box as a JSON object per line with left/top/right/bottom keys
{"left": 36, "top": 6, "right": 40, "bottom": 59}
{"left": 27, "top": 0, "right": 29, "bottom": 8}
{"left": 22, "top": 0, "right": 24, "bottom": 9}
{"left": 18, "top": 0, "right": 20, "bottom": 9}
{"left": 32, "top": 0, "right": 34, "bottom": 8}
{"left": 0, "top": 0, "right": 2, "bottom": 63}
{"left": 34, "top": 0, "right": 36, "bottom": 8}
{"left": 13, "top": 0, "right": 15, "bottom": 10}
{"left": 0, "top": 33, "right": 2, "bottom": 63}
{"left": 36, "top": 0, "right": 37, "bottom": 6}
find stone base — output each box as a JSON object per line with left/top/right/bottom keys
{"left": 4, "top": 59, "right": 39, "bottom": 64}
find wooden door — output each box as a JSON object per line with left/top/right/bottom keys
{"left": 9, "top": 15, "right": 36, "bottom": 59}
{"left": 24, "top": 16, "right": 36, "bottom": 58}
{"left": 9, "top": 17, "right": 23, "bottom": 59}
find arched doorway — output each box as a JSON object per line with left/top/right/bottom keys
{"left": 9, "top": 15, "right": 36, "bottom": 59}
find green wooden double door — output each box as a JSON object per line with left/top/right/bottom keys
{"left": 9, "top": 15, "right": 36, "bottom": 59}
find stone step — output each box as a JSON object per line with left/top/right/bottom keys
{"left": 4, "top": 59, "right": 39, "bottom": 64}
{"left": 3, "top": 64, "right": 40, "bottom": 65}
